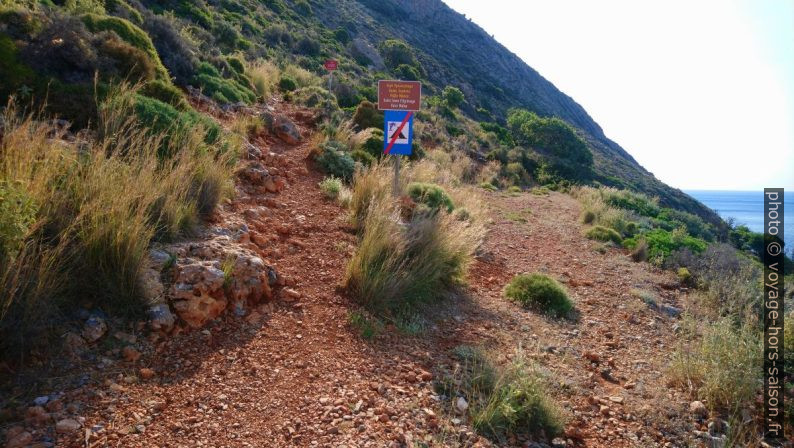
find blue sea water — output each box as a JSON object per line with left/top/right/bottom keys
{"left": 686, "top": 190, "right": 793, "bottom": 253}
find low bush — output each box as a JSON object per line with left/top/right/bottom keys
{"left": 442, "top": 85, "right": 465, "bottom": 108}
{"left": 293, "top": 86, "right": 334, "bottom": 108}
{"left": 667, "top": 243, "right": 762, "bottom": 322}
{"left": 351, "top": 149, "right": 375, "bottom": 166}
{"left": 81, "top": 13, "right": 168, "bottom": 80}
{"left": 314, "top": 141, "right": 355, "bottom": 181}
{"left": 585, "top": 225, "right": 623, "bottom": 244}
{"left": 407, "top": 182, "right": 455, "bottom": 213}
{"left": 318, "top": 176, "right": 342, "bottom": 199}
{"left": 480, "top": 182, "right": 497, "bottom": 192}
{"left": 126, "top": 93, "right": 222, "bottom": 157}
{"left": 504, "top": 273, "right": 573, "bottom": 317}
{"left": 193, "top": 62, "right": 256, "bottom": 104}
{"left": 352, "top": 100, "right": 383, "bottom": 130}
{"left": 601, "top": 188, "right": 659, "bottom": 218}
{"left": 624, "top": 228, "right": 707, "bottom": 263}
{"left": 140, "top": 79, "right": 189, "bottom": 110}
{"left": 278, "top": 75, "right": 297, "bottom": 92}
{"left": 358, "top": 129, "right": 384, "bottom": 159}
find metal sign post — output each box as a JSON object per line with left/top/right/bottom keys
{"left": 378, "top": 80, "right": 421, "bottom": 198}
{"left": 324, "top": 59, "right": 338, "bottom": 111}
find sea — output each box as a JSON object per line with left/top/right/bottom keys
{"left": 686, "top": 190, "right": 793, "bottom": 253}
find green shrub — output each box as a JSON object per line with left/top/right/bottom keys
{"left": 278, "top": 76, "right": 297, "bottom": 92}
{"left": 333, "top": 27, "right": 350, "bottom": 43}
{"left": 507, "top": 186, "right": 522, "bottom": 194}
{"left": 379, "top": 39, "right": 419, "bottom": 70}
{"left": 319, "top": 176, "right": 343, "bottom": 199}
{"left": 140, "top": 79, "right": 189, "bottom": 109}
{"left": 658, "top": 208, "right": 715, "bottom": 241}
{"left": 351, "top": 149, "right": 375, "bottom": 166}
{"left": 226, "top": 55, "right": 245, "bottom": 74}
{"left": 193, "top": 62, "right": 256, "bottom": 104}
{"left": 314, "top": 141, "right": 355, "bottom": 181}
{"left": 507, "top": 108, "right": 592, "bottom": 172}
{"left": 585, "top": 225, "right": 623, "bottom": 244}
{"left": 581, "top": 210, "right": 595, "bottom": 224}
{"left": 81, "top": 13, "right": 169, "bottom": 80}
{"left": 128, "top": 94, "right": 221, "bottom": 156}
{"left": 442, "top": 86, "right": 464, "bottom": 108}
{"left": 353, "top": 100, "right": 383, "bottom": 130}
{"left": 295, "top": 35, "right": 320, "bottom": 55}
{"left": 394, "top": 63, "right": 420, "bottom": 81}
{"left": 407, "top": 182, "right": 455, "bottom": 213}
{"left": 624, "top": 228, "right": 707, "bottom": 263}
{"left": 504, "top": 273, "right": 573, "bottom": 317}
{"left": 360, "top": 129, "right": 384, "bottom": 158}
{"left": 480, "top": 182, "right": 497, "bottom": 192}
{"left": 293, "top": 86, "right": 334, "bottom": 108}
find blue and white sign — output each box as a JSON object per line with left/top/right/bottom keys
{"left": 383, "top": 110, "right": 413, "bottom": 156}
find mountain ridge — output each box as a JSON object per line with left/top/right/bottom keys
{"left": 327, "top": 0, "right": 721, "bottom": 225}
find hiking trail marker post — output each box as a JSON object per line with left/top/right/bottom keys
{"left": 324, "top": 59, "right": 338, "bottom": 111}
{"left": 377, "top": 80, "right": 421, "bottom": 197}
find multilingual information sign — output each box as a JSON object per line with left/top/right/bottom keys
{"left": 377, "top": 80, "right": 421, "bottom": 111}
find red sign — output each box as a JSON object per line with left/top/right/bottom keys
{"left": 377, "top": 80, "right": 421, "bottom": 111}
{"left": 324, "top": 59, "right": 338, "bottom": 71}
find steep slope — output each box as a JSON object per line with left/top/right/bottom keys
{"left": 311, "top": 0, "right": 720, "bottom": 223}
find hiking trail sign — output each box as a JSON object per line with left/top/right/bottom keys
{"left": 378, "top": 80, "right": 421, "bottom": 196}
{"left": 377, "top": 80, "right": 421, "bottom": 111}
{"left": 323, "top": 59, "right": 338, "bottom": 71}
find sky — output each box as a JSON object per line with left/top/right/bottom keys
{"left": 442, "top": 0, "right": 794, "bottom": 191}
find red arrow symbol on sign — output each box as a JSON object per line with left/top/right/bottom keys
{"left": 383, "top": 111, "right": 413, "bottom": 155}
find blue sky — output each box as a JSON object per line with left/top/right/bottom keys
{"left": 443, "top": 0, "right": 794, "bottom": 191}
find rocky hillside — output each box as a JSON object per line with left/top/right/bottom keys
{"left": 311, "top": 0, "right": 719, "bottom": 222}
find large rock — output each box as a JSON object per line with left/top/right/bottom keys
{"left": 172, "top": 291, "right": 227, "bottom": 328}
{"left": 171, "top": 260, "right": 227, "bottom": 328}
{"left": 226, "top": 253, "right": 272, "bottom": 305}
{"left": 273, "top": 115, "right": 302, "bottom": 145}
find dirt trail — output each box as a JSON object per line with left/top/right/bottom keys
{"left": 56, "top": 106, "right": 696, "bottom": 448}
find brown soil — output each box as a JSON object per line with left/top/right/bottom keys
{"left": 4, "top": 104, "right": 702, "bottom": 447}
